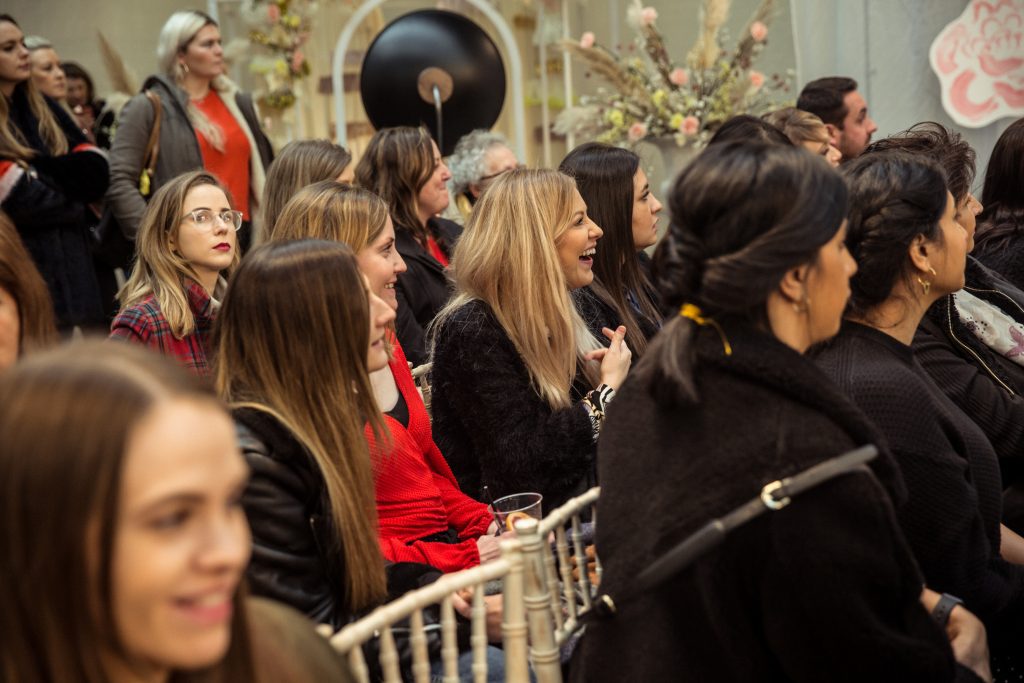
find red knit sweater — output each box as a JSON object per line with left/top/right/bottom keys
{"left": 368, "top": 338, "right": 493, "bottom": 572}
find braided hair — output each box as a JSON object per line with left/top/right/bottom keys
{"left": 840, "top": 151, "right": 948, "bottom": 319}
{"left": 640, "top": 142, "right": 847, "bottom": 404}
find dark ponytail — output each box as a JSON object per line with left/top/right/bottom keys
{"left": 640, "top": 142, "right": 847, "bottom": 404}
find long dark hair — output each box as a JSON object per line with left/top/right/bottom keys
{"left": 0, "top": 341, "right": 254, "bottom": 682}
{"left": 862, "top": 122, "right": 975, "bottom": 207}
{"left": 639, "top": 142, "right": 847, "bottom": 404}
{"left": 974, "top": 117, "right": 1024, "bottom": 253}
{"left": 559, "top": 143, "right": 661, "bottom": 355}
{"left": 215, "top": 240, "right": 388, "bottom": 613}
{"left": 841, "top": 151, "right": 948, "bottom": 319}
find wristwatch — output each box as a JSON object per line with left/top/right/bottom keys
{"left": 931, "top": 592, "right": 964, "bottom": 626}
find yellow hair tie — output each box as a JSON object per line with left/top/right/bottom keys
{"left": 679, "top": 303, "right": 733, "bottom": 356}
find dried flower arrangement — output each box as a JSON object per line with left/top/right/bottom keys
{"left": 245, "top": 0, "right": 313, "bottom": 111}
{"left": 555, "top": 0, "right": 792, "bottom": 148}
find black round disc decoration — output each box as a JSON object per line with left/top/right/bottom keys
{"left": 360, "top": 9, "right": 506, "bottom": 156}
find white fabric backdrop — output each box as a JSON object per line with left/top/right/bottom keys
{"left": 790, "top": 0, "right": 1014, "bottom": 181}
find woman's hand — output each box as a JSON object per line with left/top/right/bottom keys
{"left": 947, "top": 605, "right": 991, "bottom": 682}
{"left": 585, "top": 325, "right": 631, "bottom": 391}
{"left": 920, "top": 588, "right": 991, "bottom": 682}
{"left": 1000, "top": 524, "right": 1024, "bottom": 565}
{"left": 475, "top": 534, "right": 502, "bottom": 563}
{"left": 452, "top": 590, "right": 504, "bottom": 643}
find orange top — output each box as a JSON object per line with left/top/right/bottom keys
{"left": 192, "top": 91, "right": 252, "bottom": 220}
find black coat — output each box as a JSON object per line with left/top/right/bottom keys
{"left": 430, "top": 299, "right": 596, "bottom": 512}
{"left": 571, "top": 284, "right": 660, "bottom": 353}
{"left": 234, "top": 407, "right": 444, "bottom": 633}
{"left": 234, "top": 407, "right": 352, "bottom": 628}
{"left": 914, "top": 257, "right": 1024, "bottom": 523}
{"left": 572, "top": 320, "right": 958, "bottom": 682}
{"left": 393, "top": 216, "right": 461, "bottom": 366}
{"left": 1, "top": 89, "right": 106, "bottom": 327}
{"left": 817, "top": 321, "right": 1024, "bottom": 641}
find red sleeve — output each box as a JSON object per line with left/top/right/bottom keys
{"left": 378, "top": 534, "right": 481, "bottom": 573}
{"left": 427, "top": 440, "right": 493, "bottom": 537}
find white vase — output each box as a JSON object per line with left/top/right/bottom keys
{"left": 633, "top": 137, "right": 701, "bottom": 248}
{"left": 634, "top": 137, "right": 701, "bottom": 197}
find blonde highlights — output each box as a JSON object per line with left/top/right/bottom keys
{"left": 156, "top": 11, "right": 225, "bottom": 152}
{"left": 269, "top": 181, "right": 388, "bottom": 251}
{"left": 215, "top": 240, "right": 387, "bottom": 612}
{"left": 117, "top": 170, "right": 239, "bottom": 338}
{"left": 0, "top": 15, "right": 68, "bottom": 160}
{"left": 436, "top": 168, "right": 599, "bottom": 409}
{"left": 763, "top": 107, "right": 831, "bottom": 146}
{"left": 354, "top": 126, "right": 435, "bottom": 239}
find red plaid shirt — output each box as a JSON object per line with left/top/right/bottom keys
{"left": 110, "top": 279, "right": 218, "bottom": 376}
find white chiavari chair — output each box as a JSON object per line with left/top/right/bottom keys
{"left": 513, "top": 486, "right": 601, "bottom": 683}
{"left": 330, "top": 537, "right": 528, "bottom": 683}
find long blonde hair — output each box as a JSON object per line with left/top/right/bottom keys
{"left": 117, "top": 170, "right": 240, "bottom": 338}
{"left": 763, "top": 107, "right": 831, "bottom": 146}
{"left": 269, "top": 181, "right": 388, "bottom": 250}
{"left": 435, "top": 168, "right": 600, "bottom": 409}
{"left": 156, "top": 10, "right": 227, "bottom": 152}
{"left": 0, "top": 16, "right": 68, "bottom": 161}
{"left": 214, "top": 240, "right": 388, "bottom": 612}
{"left": 261, "top": 140, "right": 353, "bottom": 237}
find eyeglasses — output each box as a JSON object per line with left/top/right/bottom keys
{"left": 181, "top": 209, "right": 244, "bottom": 231}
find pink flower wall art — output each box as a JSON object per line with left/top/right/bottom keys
{"left": 929, "top": 0, "right": 1024, "bottom": 128}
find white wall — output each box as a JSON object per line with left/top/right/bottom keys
{"left": 791, "top": 0, "right": 1012, "bottom": 184}
{"left": 7, "top": 0, "right": 207, "bottom": 97}
{"left": 9, "top": 0, "right": 1014, "bottom": 181}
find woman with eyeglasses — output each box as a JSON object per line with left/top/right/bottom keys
{"left": 445, "top": 129, "right": 519, "bottom": 222}
{"left": 111, "top": 170, "right": 240, "bottom": 376}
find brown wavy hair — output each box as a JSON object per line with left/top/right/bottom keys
{"left": 0, "top": 341, "right": 255, "bottom": 682}
{"left": 354, "top": 126, "right": 435, "bottom": 242}
{"left": 269, "top": 181, "right": 388, "bottom": 251}
{"left": 117, "top": 171, "right": 240, "bottom": 338}
{"left": 261, "top": 139, "right": 353, "bottom": 239}
{"left": 0, "top": 211, "right": 56, "bottom": 358}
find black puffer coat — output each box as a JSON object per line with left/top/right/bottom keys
{"left": 573, "top": 320, "right": 960, "bottom": 682}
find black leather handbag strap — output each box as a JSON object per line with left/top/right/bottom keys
{"left": 591, "top": 444, "right": 878, "bottom": 619}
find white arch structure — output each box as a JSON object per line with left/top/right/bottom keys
{"left": 331, "top": 0, "right": 528, "bottom": 161}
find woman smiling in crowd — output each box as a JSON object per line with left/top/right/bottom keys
{"left": 431, "top": 168, "right": 631, "bottom": 511}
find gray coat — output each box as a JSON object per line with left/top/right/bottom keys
{"left": 106, "top": 74, "right": 273, "bottom": 241}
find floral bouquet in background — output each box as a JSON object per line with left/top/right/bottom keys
{"left": 555, "top": 0, "right": 791, "bottom": 149}
{"left": 243, "top": 0, "right": 314, "bottom": 111}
